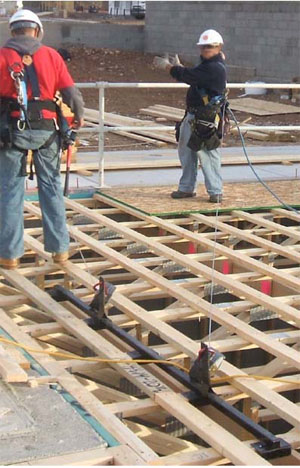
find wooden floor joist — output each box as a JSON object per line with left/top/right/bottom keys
{"left": 0, "top": 194, "right": 299, "bottom": 465}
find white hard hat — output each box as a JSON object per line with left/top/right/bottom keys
{"left": 9, "top": 9, "right": 43, "bottom": 38}
{"left": 197, "top": 29, "right": 223, "bottom": 46}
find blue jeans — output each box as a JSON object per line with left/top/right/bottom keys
{"left": 0, "top": 129, "right": 69, "bottom": 259}
{"left": 178, "top": 113, "right": 222, "bottom": 195}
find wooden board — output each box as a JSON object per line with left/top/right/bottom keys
{"left": 53, "top": 151, "right": 300, "bottom": 173}
{"left": 155, "top": 392, "right": 270, "bottom": 466}
{"left": 17, "top": 445, "right": 145, "bottom": 466}
{"left": 138, "top": 104, "right": 296, "bottom": 141}
{"left": 84, "top": 108, "right": 176, "bottom": 144}
{"left": 99, "top": 180, "right": 300, "bottom": 215}
{"left": 0, "top": 343, "right": 28, "bottom": 382}
{"left": 228, "top": 97, "right": 300, "bottom": 116}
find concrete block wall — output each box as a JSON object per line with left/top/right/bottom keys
{"left": 145, "top": 1, "right": 300, "bottom": 81}
{"left": 0, "top": 20, "right": 9, "bottom": 46}
{"left": 42, "top": 19, "right": 144, "bottom": 51}
{"left": 0, "top": 18, "right": 144, "bottom": 51}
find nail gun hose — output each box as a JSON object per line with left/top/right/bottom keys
{"left": 227, "top": 106, "right": 299, "bottom": 215}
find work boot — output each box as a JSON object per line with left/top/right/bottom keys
{"left": 171, "top": 190, "right": 196, "bottom": 199}
{"left": 52, "top": 252, "right": 69, "bottom": 264}
{"left": 209, "top": 194, "right": 222, "bottom": 203}
{"left": 0, "top": 258, "right": 19, "bottom": 270}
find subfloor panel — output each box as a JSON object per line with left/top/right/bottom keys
{"left": 98, "top": 179, "right": 300, "bottom": 215}
{"left": 0, "top": 379, "right": 107, "bottom": 464}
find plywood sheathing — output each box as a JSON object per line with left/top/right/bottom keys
{"left": 228, "top": 98, "right": 300, "bottom": 116}
{"left": 99, "top": 180, "right": 300, "bottom": 215}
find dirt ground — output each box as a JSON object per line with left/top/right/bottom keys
{"left": 65, "top": 46, "right": 300, "bottom": 150}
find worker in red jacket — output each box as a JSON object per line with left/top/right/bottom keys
{"left": 0, "top": 9, "right": 84, "bottom": 269}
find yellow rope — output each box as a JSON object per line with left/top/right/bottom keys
{"left": 0, "top": 336, "right": 299, "bottom": 386}
{"left": 0, "top": 336, "right": 189, "bottom": 373}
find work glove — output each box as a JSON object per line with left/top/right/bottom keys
{"left": 169, "top": 54, "right": 182, "bottom": 66}
{"left": 153, "top": 53, "right": 172, "bottom": 70}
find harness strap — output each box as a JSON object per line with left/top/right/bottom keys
{"left": 1, "top": 98, "right": 56, "bottom": 113}
{"left": 23, "top": 61, "right": 41, "bottom": 100}
{"left": 39, "top": 130, "right": 58, "bottom": 149}
{"left": 20, "top": 151, "right": 28, "bottom": 177}
{"left": 8, "top": 53, "right": 44, "bottom": 125}
{"left": 28, "top": 157, "right": 34, "bottom": 180}
{"left": 197, "top": 88, "right": 209, "bottom": 106}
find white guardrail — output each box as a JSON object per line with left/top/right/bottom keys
{"left": 75, "top": 82, "right": 300, "bottom": 187}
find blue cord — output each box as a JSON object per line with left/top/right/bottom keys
{"left": 227, "top": 106, "right": 299, "bottom": 215}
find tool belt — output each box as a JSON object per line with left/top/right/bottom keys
{"left": 187, "top": 105, "right": 221, "bottom": 152}
{"left": 0, "top": 98, "right": 59, "bottom": 180}
{"left": 1, "top": 97, "right": 56, "bottom": 121}
{"left": 10, "top": 118, "right": 56, "bottom": 131}
{"left": 0, "top": 98, "right": 57, "bottom": 148}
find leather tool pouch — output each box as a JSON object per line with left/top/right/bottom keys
{"left": 187, "top": 106, "right": 220, "bottom": 152}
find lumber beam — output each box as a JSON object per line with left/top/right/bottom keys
{"left": 0, "top": 273, "right": 270, "bottom": 464}
{"left": 92, "top": 195, "right": 300, "bottom": 326}
{"left": 0, "top": 342, "right": 28, "bottom": 382}
{"left": 67, "top": 226, "right": 300, "bottom": 371}
{"left": 22, "top": 200, "right": 300, "bottom": 429}
{"left": 192, "top": 212, "right": 300, "bottom": 264}
{"left": 232, "top": 210, "right": 300, "bottom": 242}
{"left": 18, "top": 229, "right": 300, "bottom": 430}
{"left": 155, "top": 392, "right": 270, "bottom": 466}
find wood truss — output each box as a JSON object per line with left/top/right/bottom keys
{"left": 0, "top": 193, "right": 299, "bottom": 465}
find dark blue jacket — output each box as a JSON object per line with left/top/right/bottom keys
{"left": 170, "top": 53, "right": 226, "bottom": 109}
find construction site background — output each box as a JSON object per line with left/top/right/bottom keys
{"left": 1, "top": 1, "right": 299, "bottom": 81}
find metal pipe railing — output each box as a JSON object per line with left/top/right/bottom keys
{"left": 76, "top": 82, "right": 300, "bottom": 187}
{"left": 77, "top": 82, "right": 300, "bottom": 89}
{"left": 79, "top": 125, "right": 300, "bottom": 133}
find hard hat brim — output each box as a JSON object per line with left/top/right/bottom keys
{"left": 197, "top": 42, "right": 222, "bottom": 46}
{"left": 10, "top": 20, "right": 40, "bottom": 31}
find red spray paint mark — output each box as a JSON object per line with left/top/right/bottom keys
{"left": 222, "top": 260, "right": 231, "bottom": 274}
{"left": 261, "top": 279, "right": 272, "bottom": 295}
{"left": 188, "top": 242, "right": 197, "bottom": 254}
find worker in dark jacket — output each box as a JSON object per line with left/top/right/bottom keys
{"left": 0, "top": 9, "right": 84, "bottom": 269}
{"left": 153, "top": 29, "right": 226, "bottom": 203}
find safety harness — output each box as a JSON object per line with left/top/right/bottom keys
{"left": 186, "top": 87, "right": 227, "bottom": 152}
{"left": 6, "top": 55, "right": 57, "bottom": 126}
{"left": 0, "top": 51, "right": 71, "bottom": 179}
